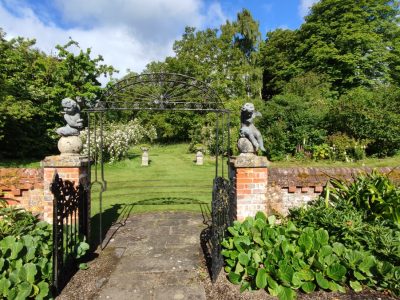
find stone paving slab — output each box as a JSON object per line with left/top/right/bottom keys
{"left": 96, "top": 211, "right": 207, "bottom": 300}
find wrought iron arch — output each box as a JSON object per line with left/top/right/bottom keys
{"left": 84, "top": 73, "right": 233, "bottom": 282}
{"left": 88, "top": 73, "right": 226, "bottom": 112}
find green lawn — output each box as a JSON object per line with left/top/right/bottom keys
{"left": 91, "top": 143, "right": 215, "bottom": 215}
{"left": 89, "top": 144, "right": 216, "bottom": 243}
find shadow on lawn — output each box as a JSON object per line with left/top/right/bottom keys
{"left": 90, "top": 197, "right": 211, "bottom": 250}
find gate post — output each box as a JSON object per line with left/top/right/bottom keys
{"left": 41, "top": 155, "right": 90, "bottom": 229}
{"left": 230, "top": 154, "right": 270, "bottom": 221}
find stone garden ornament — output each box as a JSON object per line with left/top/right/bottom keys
{"left": 56, "top": 98, "right": 84, "bottom": 155}
{"left": 237, "top": 103, "right": 266, "bottom": 154}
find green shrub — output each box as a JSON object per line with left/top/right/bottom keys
{"left": 290, "top": 196, "right": 400, "bottom": 266}
{"left": 222, "top": 209, "right": 400, "bottom": 298}
{"left": 81, "top": 119, "right": 157, "bottom": 163}
{"left": 0, "top": 207, "right": 53, "bottom": 299}
{"left": 0, "top": 204, "right": 39, "bottom": 239}
{"left": 327, "top": 171, "right": 400, "bottom": 225}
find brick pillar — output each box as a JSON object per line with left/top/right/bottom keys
{"left": 230, "top": 154, "right": 270, "bottom": 221}
{"left": 41, "top": 155, "right": 90, "bottom": 224}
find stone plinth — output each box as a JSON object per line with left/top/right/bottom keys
{"left": 230, "top": 154, "right": 270, "bottom": 221}
{"left": 141, "top": 150, "right": 149, "bottom": 166}
{"left": 41, "top": 155, "right": 89, "bottom": 224}
{"left": 196, "top": 151, "right": 204, "bottom": 165}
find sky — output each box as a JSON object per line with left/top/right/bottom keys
{"left": 0, "top": 0, "right": 318, "bottom": 79}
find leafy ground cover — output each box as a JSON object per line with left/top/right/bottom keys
{"left": 0, "top": 201, "right": 52, "bottom": 299}
{"left": 222, "top": 172, "right": 400, "bottom": 300}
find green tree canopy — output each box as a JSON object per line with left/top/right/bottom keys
{"left": 0, "top": 29, "right": 115, "bottom": 158}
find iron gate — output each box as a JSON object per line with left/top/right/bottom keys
{"left": 51, "top": 172, "right": 89, "bottom": 293}
{"left": 83, "top": 73, "right": 233, "bottom": 281}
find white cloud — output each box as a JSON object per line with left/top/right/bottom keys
{"left": 201, "top": 2, "right": 228, "bottom": 29}
{"left": 298, "top": 0, "right": 319, "bottom": 18}
{"left": 54, "top": 0, "right": 203, "bottom": 44}
{"left": 0, "top": 0, "right": 226, "bottom": 80}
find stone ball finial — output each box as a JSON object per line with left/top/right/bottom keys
{"left": 58, "top": 136, "right": 83, "bottom": 155}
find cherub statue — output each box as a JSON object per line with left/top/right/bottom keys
{"left": 56, "top": 98, "right": 84, "bottom": 136}
{"left": 238, "top": 103, "right": 265, "bottom": 153}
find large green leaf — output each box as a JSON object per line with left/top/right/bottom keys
{"left": 228, "top": 272, "right": 241, "bottom": 285}
{"left": 234, "top": 261, "right": 244, "bottom": 274}
{"left": 315, "top": 272, "right": 329, "bottom": 289}
{"left": 359, "top": 256, "right": 375, "bottom": 276}
{"left": 255, "top": 211, "right": 267, "bottom": 222}
{"left": 318, "top": 245, "right": 333, "bottom": 258}
{"left": 24, "top": 263, "right": 37, "bottom": 284}
{"left": 327, "top": 263, "right": 347, "bottom": 282}
{"left": 291, "top": 272, "right": 303, "bottom": 287}
{"left": 332, "top": 242, "right": 345, "bottom": 256}
{"left": 10, "top": 241, "right": 24, "bottom": 260}
{"left": 252, "top": 251, "right": 262, "bottom": 265}
{"left": 0, "top": 236, "right": 16, "bottom": 250}
{"left": 240, "top": 281, "right": 250, "bottom": 292}
{"left": 0, "top": 278, "right": 11, "bottom": 297}
{"left": 256, "top": 268, "right": 267, "bottom": 289}
{"left": 16, "top": 282, "right": 32, "bottom": 300}
{"left": 378, "top": 261, "right": 394, "bottom": 280}
{"left": 277, "top": 286, "right": 296, "bottom": 300}
{"left": 238, "top": 253, "right": 250, "bottom": 266}
{"left": 344, "top": 250, "right": 364, "bottom": 269}
{"left": 298, "top": 232, "right": 313, "bottom": 254}
{"left": 315, "top": 228, "right": 329, "bottom": 246}
{"left": 350, "top": 280, "right": 363, "bottom": 292}
{"left": 301, "top": 282, "right": 316, "bottom": 293}
{"left": 227, "top": 227, "right": 239, "bottom": 237}
{"left": 268, "top": 215, "right": 276, "bottom": 226}
{"left": 328, "top": 281, "right": 346, "bottom": 293}
{"left": 278, "top": 262, "right": 294, "bottom": 285}
{"left": 297, "top": 269, "right": 314, "bottom": 281}
{"left": 0, "top": 258, "right": 4, "bottom": 272}
{"left": 10, "top": 269, "right": 21, "bottom": 285}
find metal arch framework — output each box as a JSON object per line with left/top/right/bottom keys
{"left": 85, "top": 73, "right": 228, "bottom": 113}
{"left": 84, "top": 73, "right": 233, "bottom": 282}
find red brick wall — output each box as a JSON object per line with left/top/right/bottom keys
{"left": 232, "top": 165, "right": 400, "bottom": 218}
{"left": 266, "top": 167, "right": 400, "bottom": 216}
{"left": 234, "top": 167, "right": 268, "bottom": 220}
{"left": 0, "top": 168, "right": 44, "bottom": 216}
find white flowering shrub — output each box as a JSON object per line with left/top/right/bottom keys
{"left": 81, "top": 119, "right": 157, "bottom": 163}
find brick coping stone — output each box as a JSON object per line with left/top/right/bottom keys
{"left": 41, "top": 155, "right": 89, "bottom": 167}
{"left": 230, "top": 153, "right": 270, "bottom": 168}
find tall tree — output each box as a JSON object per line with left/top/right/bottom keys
{"left": 155, "top": 9, "right": 263, "bottom": 100}
{"left": 297, "top": 0, "right": 400, "bottom": 92}
{"left": 260, "top": 29, "right": 300, "bottom": 99}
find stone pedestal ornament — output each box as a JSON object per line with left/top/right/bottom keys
{"left": 55, "top": 98, "right": 84, "bottom": 155}
{"left": 58, "top": 136, "right": 83, "bottom": 155}
{"left": 237, "top": 103, "right": 265, "bottom": 154}
{"left": 196, "top": 151, "right": 204, "bottom": 165}
{"left": 141, "top": 146, "right": 149, "bottom": 166}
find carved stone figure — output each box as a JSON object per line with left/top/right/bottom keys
{"left": 56, "top": 98, "right": 84, "bottom": 136}
{"left": 238, "top": 103, "right": 265, "bottom": 154}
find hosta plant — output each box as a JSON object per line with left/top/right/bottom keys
{"left": 222, "top": 212, "right": 400, "bottom": 299}
{"left": 0, "top": 221, "right": 52, "bottom": 299}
